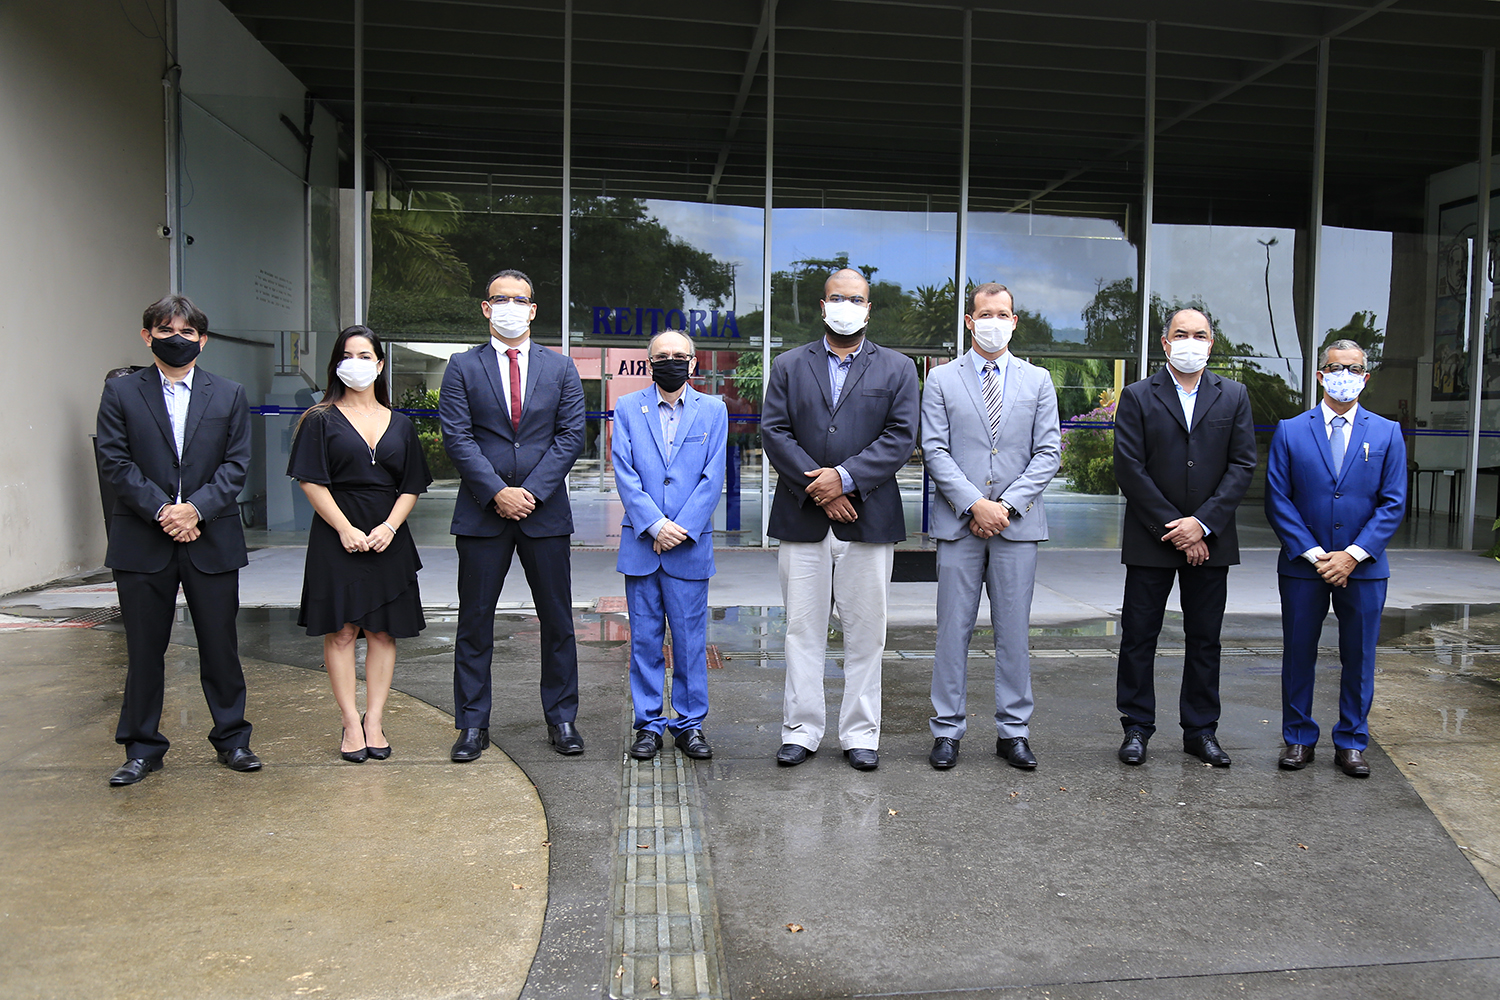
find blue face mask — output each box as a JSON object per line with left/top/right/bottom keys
{"left": 1322, "top": 369, "right": 1365, "bottom": 403}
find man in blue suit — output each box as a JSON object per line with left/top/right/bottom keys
{"left": 1265, "top": 339, "right": 1406, "bottom": 778}
{"left": 440, "top": 268, "right": 586, "bottom": 761}
{"left": 612, "top": 331, "right": 729, "bottom": 761}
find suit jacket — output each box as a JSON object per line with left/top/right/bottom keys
{"left": 95, "top": 364, "right": 250, "bottom": 575}
{"left": 439, "top": 339, "right": 585, "bottom": 537}
{"left": 921, "top": 349, "right": 1061, "bottom": 543}
{"left": 1113, "top": 366, "right": 1257, "bottom": 567}
{"left": 612, "top": 385, "right": 729, "bottom": 580}
{"left": 1265, "top": 406, "right": 1407, "bottom": 580}
{"left": 761, "top": 338, "right": 920, "bottom": 544}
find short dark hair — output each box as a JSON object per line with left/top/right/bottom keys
{"left": 967, "top": 282, "right": 1014, "bottom": 315}
{"left": 485, "top": 269, "right": 534, "bottom": 297}
{"left": 142, "top": 294, "right": 207, "bottom": 335}
{"left": 1162, "top": 307, "right": 1215, "bottom": 338}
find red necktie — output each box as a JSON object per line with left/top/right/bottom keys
{"left": 506, "top": 348, "right": 522, "bottom": 432}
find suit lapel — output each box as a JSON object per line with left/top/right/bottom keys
{"left": 1191, "top": 372, "right": 1223, "bottom": 426}
{"left": 991, "top": 353, "right": 1022, "bottom": 440}
{"left": 181, "top": 369, "right": 213, "bottom": 452}
{"left": 1304, "top": 409, "right": 1337, "bottom": 479}
{"left": 135, "top": 368, "right": 175, "bottom": 450}
{"left": 803, "top": 342, "right": 834, "bottom": 413}
{"left": 957, "top": 354, "right": 988, "bottom": 434}
{"left": 831, "top": 342, "right": 873, "bottom": 416}
{"left": 641, "top": 388, "right": 669, "bottom": 462}
{"left": 1150, "top": 369, "right": 1189, "bottom": 433}
{"left": 667, "top": 386, "right": 704, "bottom": 467}
{"left": 477, "top": 342, "right": 513, "bottom": 438}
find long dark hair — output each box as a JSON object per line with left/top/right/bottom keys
{"left": 298, "top": 326, "right": 389, "bottom": 429}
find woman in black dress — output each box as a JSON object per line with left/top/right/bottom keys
{"left": 288, "top": 327, "right": 431, "bottom": 761}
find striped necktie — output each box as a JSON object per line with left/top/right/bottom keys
{"left": 981, "top": 360, "right": 1003, "bottom": 438}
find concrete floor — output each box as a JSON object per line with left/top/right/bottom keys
{"left": 2, "top": 538, "right": 1498, "bottom": 999}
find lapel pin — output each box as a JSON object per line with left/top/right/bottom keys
{"left": 1363, "top": 442, "right": 1369, "bottom": 461}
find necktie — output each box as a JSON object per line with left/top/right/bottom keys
{"left": 1330, "top": 415, "right": 1347, "bottom": 474}
{"left": 506, "top": 348, "right": 522, "bottom": 433}
{"left": 982, "top": 361, "right": 1003, "bottom": 438}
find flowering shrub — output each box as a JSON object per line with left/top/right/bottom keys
{"left": 1060, "top": 398, "right": 1117, "bottom": 495}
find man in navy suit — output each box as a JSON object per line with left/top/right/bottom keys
{"left": 440, "top": 269, "right": 586, "bottom": 760}
{"left": 1265, "top": 340, "right": 1406, "bottom": 778}
{"left": 611, "top": 330, "right": 728, "bottom": 761}
{"left": 1112, "top": 308, "right": 1257, "bottom": 767}
{"left": 761, "top": 268, "right": 921, "bottom": 771}
{"left": 95, "top": 295, "right": 259, "bottom": 785}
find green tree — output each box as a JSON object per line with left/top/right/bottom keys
{"left": 1320, "top": 310, "right": 1384, "bottom": 368}
{"left": 370, "top": 190, "right": 470, "bottom": 296}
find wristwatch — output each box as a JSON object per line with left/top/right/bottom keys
{"left": 999, "top": 500, "right": 1018, "bottom": 518}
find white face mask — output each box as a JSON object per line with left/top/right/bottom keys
{"left": 1321, "top": 369, "right": 1366, "bottom": 403}
{"left": 822, "top": 300, "right": 870, "bottom": 338}
{"left": 971, "top": 316, "right": 1015, "bottom": 354}
{"left": 1166, "top": 338, "right": 1211, "bottom": 374}
{"left": 489, "top": 301, "right": 532, "bottom": 338}
{"left": 336, "top": 357, "right": 380, "bottom": 390}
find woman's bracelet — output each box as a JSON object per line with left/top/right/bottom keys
{"left": 381, "top": 521, "right": 397, "bottom": 535}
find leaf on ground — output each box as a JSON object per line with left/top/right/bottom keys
{"left": 615, "top": 966, "right": 624, "bottom": 979}
{"left": 887, "top": 808, "right": 898, "bottom": 816}
{"left": 637, "top": 843, "right": 651, "bottom": 849}
{"left": 511, "top": 882, "right": 525, "bottom": 890}
{"left": 786, "top": 923, "right": 803, "bottom": 933}
{"left": 651, "top": 976, "right": 660, "bottom": 988}
{"left": 1297, "top": 844, "right": 1309, "bottom": 850}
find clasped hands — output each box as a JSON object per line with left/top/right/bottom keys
{"left": 1313, "top": 550, "right": 1357, "bottom": 588}
{"left": 967, "top": 498, "right": 1010, "bottom": 539}
{"left": 337, "top": 521, "right": 396, "bottom": 554}
{"left": 805, "top": 468, "right": 857, "bottom": 523}
{"left": 158, "top": 503, "right": 200, "bottom": 544}
{"left": 1161, "top": 516, "right": 1209, "bottom": 567}
{"left": 494, "top": 486, "right": 536, "bottom": 521}
{"left": 653, "top": 520, "right": 689, "bottom": 554}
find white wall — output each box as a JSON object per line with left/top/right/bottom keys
{"left": 0, "top": 0, "right": 170, "bottom": 594}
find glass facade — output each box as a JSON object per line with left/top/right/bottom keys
{"left": 202, "top": 1, "right": 1500, "bottom": 553}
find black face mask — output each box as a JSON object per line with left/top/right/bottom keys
{"left": 150, "top": 333, "right": 202, "bottom": 368}
{"left": 651, "top": 357, "right": 692, "bottom": 393}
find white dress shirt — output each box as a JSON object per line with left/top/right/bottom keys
{"left": 492, "top": 335, "right": 530, "bottom": 418}
{"left": 1301, "top": 400, "right": 1369, "bottom": 565}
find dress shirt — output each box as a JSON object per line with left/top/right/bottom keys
{"left": 1168, "top": 370, "right": 1211, "bottom": 537}
{"left": 824, "top": 336, "right": 859, "bottom": 494}
{"left": 645, "top": 386, "right": 687, "bottom": 539}
{"left": 1301, "top": 400, "right": 1370, "bottom": 566}
{"left": 153, "top": 366, "right": 202, "bottom": 520}
{"left": 492, "top": 335, "right": 530, "bottom": 416}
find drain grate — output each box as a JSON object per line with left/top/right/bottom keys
{"left": 0, "top": 606, "right": 122, "bottom": 630}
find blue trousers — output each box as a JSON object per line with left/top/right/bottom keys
{"left": 1279, "top": 574, "right": 1386, "bottom": 751}
{"left": 625, "top": 572, "right": 710, "bottom": 735}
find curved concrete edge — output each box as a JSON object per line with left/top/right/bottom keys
{"left": 0, "top": 628, "right": 548, "bottom": 1000}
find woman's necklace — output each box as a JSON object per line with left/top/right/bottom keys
{"left": 338, "top": 401, "right": 384, "bottom": 463}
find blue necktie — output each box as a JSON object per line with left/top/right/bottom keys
{"left": 1330, "top": 415, "right": 1347, "bottom": 474}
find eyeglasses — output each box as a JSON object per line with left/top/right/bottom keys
{"left": 826, "top": 294, "right": 867, "bottom": 306}
{"left": 1320, "top": 363, "right": 1367, "bottom": 375}
{"left": 487, "top": 295, "right": 531, "bottom": 305}
{"left": 651, "top": 353, "right": 693, "bottom": 363}
{"left": 153, "top": 325, "right": 201, "bottom": 340}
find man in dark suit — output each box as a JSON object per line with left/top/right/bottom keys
{"left": 95, "top": 294, "right": 259, "bottom": 786}
{"left": 762, "top": 268, "right": 921, "bottom": 771}
{"left": 1265, "top": 340, "right": 1406, "bottom": 778}
{"left": 440, "top": 268, "right": 586, "bottom": 760}
{"left": 1112, "top": 308, "right": 1257, "bottom": 767}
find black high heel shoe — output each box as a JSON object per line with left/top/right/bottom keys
{"left": 363, "top": 713, "right": 391, "bottom": 760}
{"left": 341, "top": 727, "right": 369, "bottom": 763}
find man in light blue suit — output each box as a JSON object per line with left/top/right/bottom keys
{"left": 1265, "top": 339, "right": 1406, "bottom": 778}
{"left": 613, "top": 330, "right": 729, "bottom": 761}
{"left": 921, "top": 282, "right": 1061, "bottom": 770}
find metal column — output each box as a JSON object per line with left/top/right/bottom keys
{"left": 1304, "top": 37, "right": 1330, "bottom": 407}
{"left": 760, "top": 0, "right": 776, "bottom": 548}
{"left": 1136, "top": 21, "right": 1156, "bottom": 378}
{"left": 352, "top": 0, "right": 365, "bottom": 326}
{"left": 954, "top": 8, "right": 972, "bottom": 356}
{"left": 1462, "top": 48, "right": 1495, "bottom": 550}
{"left": 561, "top": 0, "right": 573, "bottom": 353}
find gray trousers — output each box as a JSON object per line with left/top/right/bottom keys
{"left": 930, "top": 533, "right": 1038, "bottom": 740}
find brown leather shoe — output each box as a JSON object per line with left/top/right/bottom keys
{"left": 1334, "top": 748, "right": 1370, "bottom": 778}
{"left": 1278, "top": 743, "right": 1315, "bottom": 770}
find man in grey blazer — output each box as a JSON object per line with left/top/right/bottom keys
{"left": 761, "top": 268, "right": 921, "bottom": 771}
{"left": 922, "top": 283, "right": 1061, "bottom": 770}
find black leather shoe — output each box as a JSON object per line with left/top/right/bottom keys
{"left": 216, "top": 747, "right": 262, "bottom": 772}
{"left": 109, "top": 757, "right": 162, "bottom": 786}
{"left": 548, "top": 722, "right": 585, "bottom": 755}
{"left": 340, "top": 727, "right": 368, "bottom": 764}
{"left": 1278, "top": 743, "right": 1315, "bottom": 770}
{"left": 1335, "top": 748, "right": 1371, "bottom": 777}
{"left": 362, "top": 713, "right": 391, "bottom": 760}
{"left": 997, "top": 736, "right": 1038, "bottom": 769}
{"left": 629, "top": 730, "right": 662, "bottom": 760}
{"left": 776, "top": 743, "right": 811, "bottom": 766}
{"left": 673, "top": 729, "right": 713, "bottom": 760}
{"left": 1118, "top": 729, "right": 1148, "bottom": 765}
{"left": 844, "top": 748, "right": 879, "bottom": 771}
{"left": 929, "top": 737, "right": 959, "bottom": 769}
{"left": 451, "top": 728, "right": 489, "bottom": 762}
{"left": 1184, "top": 733, "right": 1232, "bottom": 767}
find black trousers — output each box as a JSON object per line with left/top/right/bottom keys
{"left": 1115, "top": 563, "right": 1228, "bottom": 741}
{"left": 454, "top": 529, "right": 578, "bottom": 729}
{"left": 113, "top": 547, "right": 251, "bottom": 759}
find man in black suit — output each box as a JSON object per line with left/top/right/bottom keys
{"left": 95, "top": 295, "right": 259, "bottom": 786}
{"left": 439, "top": 268, "right": 586, "bottom": 760}
{"left": 761, "top": 267, "right": 921, "bottom": 771}
{"left": 1112, "top": 308, "right": 1257, "bottom": 767}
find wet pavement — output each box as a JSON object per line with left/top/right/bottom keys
{"left": 1, "top": 544, "right": 1498, "bottom": 999}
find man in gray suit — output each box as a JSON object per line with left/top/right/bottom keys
{"left": 921, "top": 283, "right": 1061, "bottom": 770}
{"left": 762, "top": 267, "right": 921, "bottom": 771}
